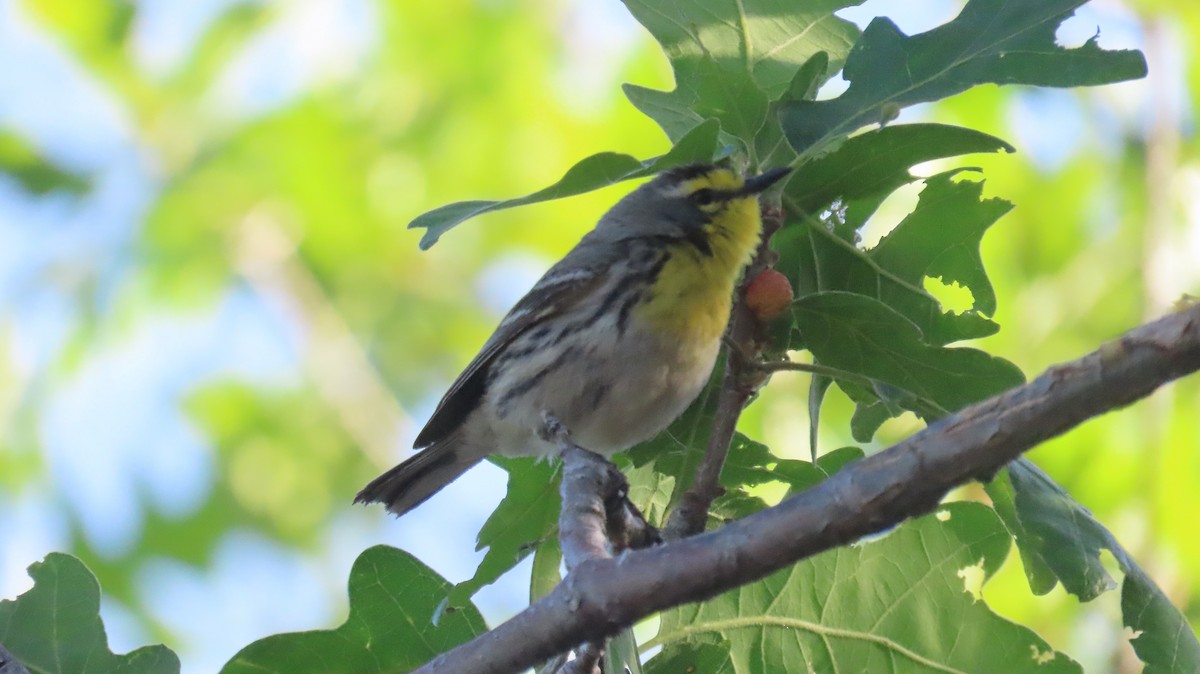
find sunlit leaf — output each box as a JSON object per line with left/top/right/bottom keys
{"left": 652, "top": 503, "right": 1080, "bottom": 672}
{"left": 0, "top": 553, "right": 180, "bottom": 674}
{"left": 621, "top": 0, "right": 859, "bottom": 99}
{"left": 221, "top": 546, "right": 485, "bottom": 673}
{"left": 606, "top": 628, "right": 644, "bottom": 674}
{"left": 780, "top": 0, "right": 1148, "bottom": 156}
{"left": 784, "top": 123, "right": 1014, "bottom": 221}
{"left": 622, "top": 0, "right": 858, "bottom": 149}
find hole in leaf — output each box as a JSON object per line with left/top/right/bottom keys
{"left": 859, "top": 181, "right": 922, "bottom": 248}
{"left": 1030, "top": 644, "right": 1057, "bottom": 665}
{"left": 814, "top": 74, "right": 849, "bottom": 101}
{"left": 923, "top": 276, "right": 975, "bottom": 314}
{"left": 957, "top": 559, "right": 986, "bottom": 602}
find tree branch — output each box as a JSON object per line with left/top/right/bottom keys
{"left": 539, "top": 415, "right": 658, "bottom": 673}
{"left": 411, "top": 304, "right": 1200, "bottom": 674}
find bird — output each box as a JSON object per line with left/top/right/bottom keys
{"left": 356, "top": 163, "right": 791, "bottom": 515}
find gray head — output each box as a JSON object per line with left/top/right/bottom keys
{"left": 588, "top": 164, "right": 791, "bottom": 244}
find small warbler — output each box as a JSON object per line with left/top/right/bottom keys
{"left": 357, "top": 164, "right": 791, "bottom": 515}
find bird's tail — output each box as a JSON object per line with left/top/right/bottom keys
{"left": 355, "top": 440, "right": 482, "bottom": 516}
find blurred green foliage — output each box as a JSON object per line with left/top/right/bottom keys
{"left": 1, "top": 0, "right": 1199, "bottom": 671}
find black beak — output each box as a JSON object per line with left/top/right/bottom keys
{"left": 740, "top": 167, "right": 792, "bottom": 195}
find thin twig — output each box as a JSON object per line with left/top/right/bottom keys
{"left": 412, "top": 304, "right": 1200, "bottom": 674}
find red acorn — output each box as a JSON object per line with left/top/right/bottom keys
{"left": 744, "top": 268, "right": 793, "bottom": 322}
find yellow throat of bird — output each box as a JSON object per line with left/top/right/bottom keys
{"left": 635, "top": 177, "right": 763, "bottom": 346}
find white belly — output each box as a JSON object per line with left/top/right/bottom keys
{"left": 477, "top": 320, "right": 720, "bottom": 458}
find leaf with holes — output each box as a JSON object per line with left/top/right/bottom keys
{"left": 783, "top": 123, "right": 1013, "bottom": 229}
{"left": 999, "top": 460, "right": 1200, "bottom": 671}
{"left": 774, "top": 222, "right": 999, "bottom": 347}
{"left": 870, "top": 171, "right": 1012, "bottom": 316}
{"left": 780, "top": 0, "right": 1147, "bottom": 156}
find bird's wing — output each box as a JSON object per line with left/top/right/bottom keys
{"left": 412, "top": 261, "right": 610, "bottom": 448}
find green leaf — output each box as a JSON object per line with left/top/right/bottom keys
{"left": 0, "top": 553, "right": 180, "bottom": 674}
{"left": 774, "top": 222, "right": 999, "bottom": 346}
{"left": 707, "top": 447, "right": 865, "bottom": 525}
{"left": 621, "top": 84, "right": 709, "bottom": 145}
{"left": 1123, "top": 566, "right": 1200, "bottom": 674}
{"left": 1, "top": 643, "right": 32, "bottom": 674}
{"left": 1005, "top": 459, "right": 1117, "bottom": 600}
{"left": 651, "top": 502, "right": 1079, "bottom": 673}
{"left": 708, "top": 491, "right": 770, "bottom": 523}
{"left": 806, "top": 372, "right": 832, "bottom": 460}
{"left": 792, "top": 292, "right": 1024, "bottom": 436}
{"left": 621, "top": 0, "right": 859, "bottom": 100}
{"left": 0, "top": 131, "right": 90, "bottom": 196}
{"left": 410, "top": 119, "right": 721, "bottom": 248}
{"left": 689, "top": 59, "right": 770, "bottom": 149}
{"left": 780, "top": 0, "right": 1147, "bottom": 156}
{"left": 621, "top": 0, "right": 858, "bottom": 147}
{"left": 605, "top": 628, "right": 644, "bottom": 674}
{"left": 644, "top": 639, "right": 734, "bottom": 674}
{"left": 1001, "top": 460, "right": 1200, "bottom": 672}
{"left": 626, "top": 410, "right": 779, "bottom": 517}
{"left": 870, "top": 171, "right": 1012, "bottom": 316}
{"left": 625, "top": 57, "right": 769, "bottom": 154}
{"left": 221, "top": 546, "right": 486, "bottom": 673}
{"left": 529, "top": 535, "right": 562, "bottom": 604}
{"left": 752, "top": 52, "right": 833, "bottom": 169}
{"left": 448, "top": 457, "right": 561, "bottom": 605}
{"left": 622, "top": 458, "right": 677, "bottom": 528}
{"left": 784, "top": 123, "right": 1014, "bottom": 221}
{"left": 785, "top": 51, "right": 830, "bottom": 102}
{"left": 773, "top": 446, "right": 865, "bottom": 496}
{"left": 982, "top": 463, "right": 1058, "bottom": 596}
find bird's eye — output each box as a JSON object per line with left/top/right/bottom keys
{"left": 691, "top": 188, "right": 717, "bottom": 205}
